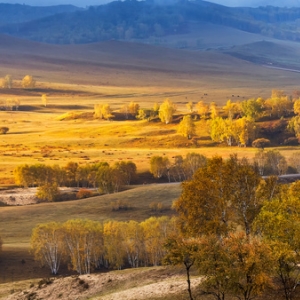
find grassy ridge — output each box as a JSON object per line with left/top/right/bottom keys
{"left": 0, "top": 183, "right": 181, "bottom": 245}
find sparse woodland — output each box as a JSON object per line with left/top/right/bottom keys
{"left": 1, "top": 67, "right": 300, "bottom": 300}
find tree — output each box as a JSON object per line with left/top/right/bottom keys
{"left": 209, "top": 102, "right": 219, "bottom": 119}
{"left": 265, "top": 90, "right": 292, "bottom": 118}
{"left": 0, "top": 74, "right": 13, "bottom": 89}
{"left": 173, "top": 156, "right": 233, "bottom": 237}
{"left": 241, "top": 98, "right": 264, "bottom": 120}
{"left": 41, "top": 94, "right": 48, "bottom": 107}
{"left": 289, "top": 152, "right": 300, "bottom": 173}
{"left": 63, "top": 219, "right": 104, "bottom": 274}
{"left": 94, "top": 104, "right": 113, "bottom": 120}
{"left": 128, "top": 101, "right": 139, "bottom": 115}
{"left": 183, "top": 152, "right": 207, "bottom": 179}
{"left": 186, "top": 101, "right": 194, "bottom": 112}
{"left": 159, "top": 98, "right": 176, "bottom": 124}
{"left": 31, "top": 222, "right": 64, "bottom": 275}
{"left": 253, "top": 149, "right": 267, "bottom": 175}
{"left": 164, "top": 235, "right": 199, "bottom": 300}
{"left": 293, "top": 98, "right": 300, "bottom": 115}
{"left": 234, "top": 117, "right": 256, "bottom": 146}
{"left": 114, "top": 161, "right": 136, "bottom": 185}
{"left": 64, "top": 162, "right": 78, "bottom": 187}
{"left": 196, "top": 233, "right": 273, "bottom": 300}
{"left": 104, "top": 220, "right": 126, "bottom": 269}
{"left": 97, "top": 165, "right": 114, "bottom": 194}
{"left": 136, "top": 109, "right": 147, "bottom": 120}
{"left": 288, "top": 115, "right": 300, "bottom": 139}
{"left": 227, "top": 155, "right": 263, "bottom": 236}
{"left": 177, "top": 115, "right": 196, "bottom": 139}
{"left": 252, "top": 138, "right": 271, "bottom": 149}
{"left": 36, "top": 182, "right": 60, "bottom": 202}
{"left": 22, "top": 75, "right": 36, "bottom": 89}
{"left": 197, "top": 101, "right": 209, "bottom": 119}
{"left": 223, "top": 99, "right": 238, "bottom": 119}
{"left": 0, "top": 127, "right": 9, "bottom": 134}
{"left": 265, "top": 150, "right": 287, "bottom": 175}
{"left": 254, "top": 193, "right": 300, "bottom": 300}
{"left": 141, "top": 216, "right": 171, "bottom": 266}
{"left": 122, "top": 220, "right": 145, "bottom": 268}
{"left": 207, "top": 117, "right": 227, "bottom": 144}
{"left": 150, "top": 156, "right": 169, "bottom": 179}
{"left": 173, "top": 155, "right": 265, "bottom": 237}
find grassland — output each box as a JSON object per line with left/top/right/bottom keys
{"left": 1, "top": 32, "right": 300, "bottom": 298}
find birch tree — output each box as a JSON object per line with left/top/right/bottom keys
{"left": 159, "top": 98, "right": 176, "bottom": 124}
{"left": 31, "top": 222, "right": 64, "bottom": 275}
{"left": 62, "top": 219, "right": 104, "bottom": 274}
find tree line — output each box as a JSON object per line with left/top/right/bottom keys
{"left": 30, "top": 216, "right": 175, "bottom": 275}
{"left": 166, "top": 154, "right": 300, "bottom": 300}
{"left": 29, "top": 154, "right": 300, "bottom": 299}
{"left": 14, "top": 160, "right": 137, "bottom": 201}
{"left": 150, "top": 149, "right": 300, "bottom": 182}
{"left": 0, "top": 74, "right": 36, "bottom": 90}
{"left": 13, "top": 149, "right": 300, "bottom": 202}
{"left": 91, "top": 90, "right": 300, "bottom": 147}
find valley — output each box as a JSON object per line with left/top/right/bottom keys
{"left": 1, "top": 4, "right": 300, "bottom": 298}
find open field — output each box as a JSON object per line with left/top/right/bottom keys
{"left": 1, "top": 31, "right": 300, "bottom": 299}
{"left": 0, "top": 183, "right": 180, "bottom": 284}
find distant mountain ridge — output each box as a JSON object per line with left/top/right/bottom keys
{"left": 0, "top": 3, "right": 82, "bottom": 26}
{"left": 1, "top": 0, "right": 300, "bottom": 45}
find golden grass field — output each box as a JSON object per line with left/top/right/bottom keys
{"left": 1, "top": 30, "right": 300, "bottom": 298}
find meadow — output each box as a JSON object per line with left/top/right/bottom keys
{"left": 1, "top": 32, "right": 300, "bottom": 299}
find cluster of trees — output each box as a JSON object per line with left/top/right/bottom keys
{"left": 30, "top": 154, "right": 300, "bottom": 299}
{"left": 204, "top": 90, "right": 296, "bottom": 146}
{"left": 93, "top": 90, "right": 299, "bottom": 146}
{"left": 0, "top": 98, "right": 20, "bottom": 112}
{"left": 93, "top": 100, "right": 166, "bottom": 122}
{"left": 31, "top": 216, "right": 175, "bottom": 275}
{"left": 14, "top": 160, "right": 137, "bottom": 201}
{"left": 0, "top": 74, "right": 36, "bottom": 89}
{"left": 149, "top": 149, "right": 300, "bottom": 182}
{"left": 165, "top": 155, "right": 300, "bottom": 300}
{"left": 150, "top": 152, "right": 207, "bottom": 182}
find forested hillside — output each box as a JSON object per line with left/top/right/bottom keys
{"left": 2, "top": 0, "right": 300, "bottom": 44}
{"left": 0, "top": 4, "right": 81, "bottom": 26}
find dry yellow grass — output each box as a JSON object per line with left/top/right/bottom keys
{"left": 1, "top": 32, "right": 300, "bottom": 298}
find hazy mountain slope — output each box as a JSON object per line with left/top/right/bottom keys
{"left": 1, "top": 34, "right": 300, "bottom": 99}
{"left": 226, "top": 40, "right": 300, "bottom": 70}
{"left": 0, "top": 4, "right": 81, "bottom": 26}
{"left": 2, "top": 0, "right": 300, "bottom": 45}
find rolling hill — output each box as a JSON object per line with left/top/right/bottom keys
{"left": 1, "top": 33, "right": 300, "bottom": 101}
{"left": 1, "top": 1, "right": 300, "bottom": 45}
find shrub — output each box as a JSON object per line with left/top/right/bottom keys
{"left": 252, "top": 138, "right": 271, "bottom": 149}
{"left": 76, "top": 188, "right": 93, "bottom": 199}
{"left": 283, "top": 137, "right": 299, "bottom": 146}
{"left": 149, "top": 201, "right": 165, "bottom": 212}
{"left": 110, "top": 200, "right": 131, "bottom": 211}
{"left": 0, "top": 127, "right": 9, "bottom": 134}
